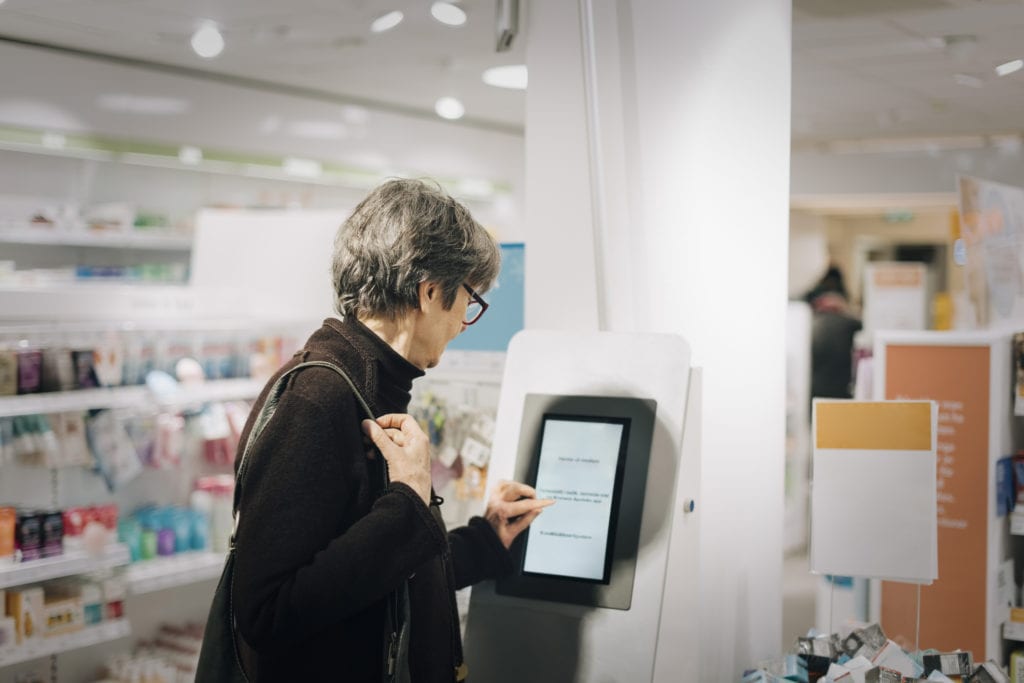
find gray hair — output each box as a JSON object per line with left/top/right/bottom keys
{"left": 332, "top": 178, "right": 501, "bottom": 320}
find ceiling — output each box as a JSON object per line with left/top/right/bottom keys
{"left": 793, "top": 0, "right": 1024, "bottom": 146}
{"left": 0, "top": 0, "right": 1023, "bottom": 145}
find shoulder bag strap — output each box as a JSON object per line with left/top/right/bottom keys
{"left": 232, "top": 359, "right": 386, "bottom": 523}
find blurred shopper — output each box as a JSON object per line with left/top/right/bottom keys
{"left": 230, "top": 179, "right": 552, "bottom": 682}
{"left": 806, "top": 266, "right": 862, "bottom": 400}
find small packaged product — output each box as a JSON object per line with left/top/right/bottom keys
{"left": 63, "top": 507, "right": 88, "bottom": 552}
{"left": 1010, "top": 649, "right": 1024, "bottom": 683}
{"left": 923, "top": 651, "right": 974, "bottom": 677}
{"left": 86, "top": 410, "right": 143, "bottom": 491}
{"left": 92, "top": 334, "right": 125, "bottom": 387}
{"left": 0, "top": 506, "right": 15, "bottom": 558}
{"left": 39, "top": 509, "right": 64, "bottom": 558}
{"left": 101, "top": 575, "right": 126, "bottom": 620}
{"left": 43, "top": 590, "right": 84, "bottom": 637}
{"left": 15, "top": 509, "right": 43, "bottom": 562}
{"left": 0, "top": 417, "right": 14, "bottom": 465}
{"left": 51, "top": 412, "right": 94, "bottom": 468}
{"left": 0, "top": 349, "right": 18, "bottom": 395}
{"left": 15, "top": 349, "right": 43, "bottom": 394}
{"left": 40, "top": 347, "right": 75, "bottom": 392}
{"left": 80, "top": 582, "right": 103, "bottom": 625}
{"left": 72, "top": 349, "right": 99, "bottom": 389}
{"left": 6, "top": 585, "right": 44, "bottom": 643}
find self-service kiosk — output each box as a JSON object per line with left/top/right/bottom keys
{"left": 464, "top": 330, "right": 701, "bottom": 683}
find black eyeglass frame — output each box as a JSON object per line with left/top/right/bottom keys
{"left": 462, "top": 283, "right": 489, "bottom": 325}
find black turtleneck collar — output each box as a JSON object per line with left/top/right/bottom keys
{"left": 319, "top": 317, "right": 425, "bottom": 414}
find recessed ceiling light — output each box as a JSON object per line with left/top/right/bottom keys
{"left": 457, "top": 178, "right": 495, "bottom": 198}
{"left": 371, "top": 11, "right": 404, "bottom": 33}
{"left": 96, "top": 94, "right": 190, "bottom": 115}
{"left": 282, "top": 157, "right": 323, "bottom": 179}
{"left": 178, "top": 146, "right": 203, "bottom": 165}
{"left": 953, "top": 73, "right": 984, "bottom": 88}
{"left": 431, "top": 2, "right": 467, "bottom": 27}
{"left": 340, "top": 105, "right": 370, "bottom": 126}
{"left": 41, "top": 132, "right": 66, "bottom": 150}
{"left": 191, "top": 22, "right": 225, "bottom": 59}
{"left": 995, "top": 59, "right": 1023, "bottom": 77}
{"left": 482, "top": 65, "right": 527, "bottom": 90}
{"left": 287, "top": 120, "right": 349, "bottom": 140}
{"left": 435, "top": 97, "right": 465, "bottom": 120}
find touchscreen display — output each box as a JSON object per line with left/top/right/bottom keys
{"left": 522, "top": 415, "right": 629, "bottom": 583}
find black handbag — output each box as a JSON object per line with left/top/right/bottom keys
{"left": 195, "top": 360, "right": 411, "bottom": 682}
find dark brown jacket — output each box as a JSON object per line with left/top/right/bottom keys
{"left": 232, "top": 318, "right": 512, "bottom": 681}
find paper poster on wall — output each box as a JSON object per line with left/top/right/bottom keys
{"left": 862, "top": 262, "right": 928, "bottom": 333}
{"left": 810, "top": 400, "right": 937, "bottom": 583}
{"left": 447, "top": 243, "right": 524, "bottom": 352}
{"left": 880, "top": 343, "right": 990, "bottom": 657}
{"left": 958, "top": 175, "right": 1024, "bottom": 327}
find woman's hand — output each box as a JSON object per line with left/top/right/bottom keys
{"left": 484, "top": 481, "right": 555, "bottom": 550}
{"left": 362, "top": 414, "right": 432, "bottom": 505}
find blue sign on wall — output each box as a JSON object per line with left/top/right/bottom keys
{"left": 447, "top": 243, "right": 524, "bottom": 352}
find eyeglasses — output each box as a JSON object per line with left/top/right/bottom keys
{"left": 462, "top": 284, "right": 489, "bottom": 325}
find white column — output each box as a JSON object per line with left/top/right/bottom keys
{"left": 526, "top": 0, "right": 791, "bottom": 678}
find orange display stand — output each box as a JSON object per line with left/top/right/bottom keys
{"left": 873, "top": 331, "right": 1011, "bottom": 660}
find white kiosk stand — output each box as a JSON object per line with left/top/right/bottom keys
{"left": 464, "top": 330, "right": 701, "bottom": 683}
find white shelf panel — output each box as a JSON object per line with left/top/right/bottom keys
{"left": 0, "top": 386, "right": 148, "bottom": 418}
{"left": 0, "top": 619, "right": 131, "bottom": 668}
{"left": 0, "top": 226, "right": 191, "bottom": 250}
{"left": 156, "top": 378, "right": 264, "bottom": 409}
{"left": 0, "top": 544, "right": 130, "bottom": 590}
{"left": 0, "top": 378, "right": 263, "bottom": 418}
{"left": 126, "top": 551, "right": 226, "bottom": 594}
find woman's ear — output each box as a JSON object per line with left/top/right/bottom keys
{"left": 418, "top": 281, "right": 440, "bottom": 312}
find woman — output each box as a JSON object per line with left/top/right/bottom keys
{"left": 231, "top": 179, "right": 552, "bottom": 681}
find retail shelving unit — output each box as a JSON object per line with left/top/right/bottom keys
{"left": 0, "top": 544, "right": 130, "bottom": 590}
{"left": 0, "top": 619, "right": 132, "bottom": 668}
{"left": 0, "top": 226, "right": 192, "bottom": 251}
{"left": 0, "top": 378, "right": 264, "bottom": 418}
{"left": 124, "top": 552, "right": 226, "bottom": 595}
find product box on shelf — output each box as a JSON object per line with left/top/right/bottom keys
{"left": 101, "top": 575, "right": 125, "bottom": 621}
{"left": 5, "top": 585, "right": 44, "bottom": 644}
{"left": 80, "top": 582, "right": 102, "bottom": 626}
{"left": 40, "top": 510, "right": 64, "bottom": 558}
{"left": 15, "top": 509, "right": 43, "bottom": 562}
{"left": 0, "top": 350, "right": 16, "bottom": 396}
{"left": 39, "top": 348, "right": 75, "bottom": 392}
{"left": 62, "top": 503, "right": 118, "bottom": 554}
{"left": 15, "top": 349, "right": 42, "bottom": 395}
{"left": 42, "top": 593, "right": 84, "bottom": 637}
{"left": 0, "top": 507, "right": 14, "bottom": 558}
{"left": 1012, "top": 649, "right": 1024, "bottom": 683}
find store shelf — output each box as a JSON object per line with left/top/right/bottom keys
{"left": 154, "top": 378, "right": 264, "bottom": 409}
{"left": 0, "top": 619, "right": 131, "bottom": 668}
{"left": 0, "top": 386, "right": 148, "bottom": 418}
{"left": 0, "top": 544, "right": 130, "bottom": 590}
{"left": 0, "top": 378, "right": 263, "bottom": 418}
{"left": 125, "top": 551, "right": 226, "bottom": 594}
{"left": 0, "top": 226, "right": 192, "bottom": 251}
